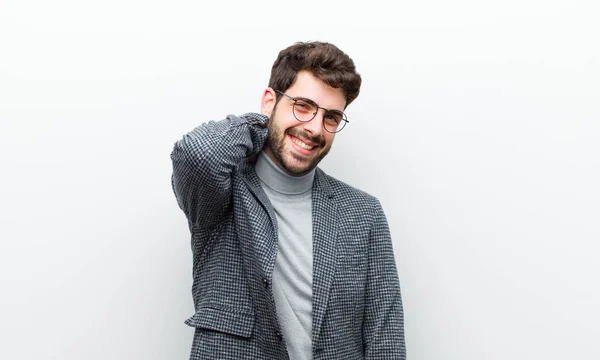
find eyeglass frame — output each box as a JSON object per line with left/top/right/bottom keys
{"left": 274, "top": 90, "right": 349, "bottom": 133}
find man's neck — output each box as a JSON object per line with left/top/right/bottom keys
{"left": 255, "top": 151, "right": 315, "bottom": 195}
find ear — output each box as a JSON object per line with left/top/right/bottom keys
{"left": 261, "top": 88, "right": 277, "bottom": 117}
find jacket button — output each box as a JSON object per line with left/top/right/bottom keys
{"left": 263, "top": 278, "right": 269, "bottom": 288}
{"left": 275, "top": 331, "right": 282, "bottom": 341}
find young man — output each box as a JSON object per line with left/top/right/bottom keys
{"left": 171, "top": 41, "right": 406, "bottom": 360}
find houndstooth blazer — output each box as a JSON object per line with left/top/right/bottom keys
{"left": 171, "top": 113, "right": 406, "bottom": 360}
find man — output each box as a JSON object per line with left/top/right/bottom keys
{"left": 171, "top": 41, "right": 406, "bottom": 360}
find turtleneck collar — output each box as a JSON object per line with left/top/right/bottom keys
{"left": 255, "top": 151, "right": 315, "bottom": 195}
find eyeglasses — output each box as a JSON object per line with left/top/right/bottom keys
{"left": 275, "top": 90, "right": 349, "bottom": 133}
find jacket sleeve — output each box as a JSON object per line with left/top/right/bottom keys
{"left": 170, "top": 113, "right": 268, "bottom": 230}
{"left": 363, "top": 200, "right": 407, "bottom": 359}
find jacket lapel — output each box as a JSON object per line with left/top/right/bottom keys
{"left": 241, "top": 163, "right": 278, "bottom": 229}
{"left": 311, "top": 168, "right": 339, "bottom": 345}
{"left": 240, "top": 162, "right": 279, "bottom": 277}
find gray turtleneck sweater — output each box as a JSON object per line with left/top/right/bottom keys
{"left": 255, "top": 151, "right": 315, "bottom": 360}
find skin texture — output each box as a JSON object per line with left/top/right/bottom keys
{"left": 260, "top": 71, "right": 347, "bottom": 176}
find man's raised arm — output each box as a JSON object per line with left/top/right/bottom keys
{"left": 170, "top": 113, "right": 268, "bottom": 230}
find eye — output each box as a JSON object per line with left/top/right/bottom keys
{"left": 294, "top": 99, "right": 315, "bottom": 112}
{"left": 325, "top": 112, "right": 343, "bottom": 124}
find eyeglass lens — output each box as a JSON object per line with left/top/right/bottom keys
{"left": 292, "top": 99, "right": 346, "bottom": 133}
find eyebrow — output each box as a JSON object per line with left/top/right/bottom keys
{"left": 294, "top": 95, "right": 345, "bottom": 113}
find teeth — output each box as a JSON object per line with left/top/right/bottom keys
{"left": 292, "top": 137, "right": 314, "bottom": 150}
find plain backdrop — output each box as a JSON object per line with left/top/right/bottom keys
{"left": 1, "top": 0, "right": 599, "bottom": 359}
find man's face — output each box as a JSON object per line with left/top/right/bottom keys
{"left": 263, "top": 71, "right": 346, "bottom": 176}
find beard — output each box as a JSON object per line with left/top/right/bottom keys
{"left": 266, "top": 108, "right": 331, "bottom": 176}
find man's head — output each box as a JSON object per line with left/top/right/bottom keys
{"left": 261, "top": 41, "right": 361, "bottom": 176}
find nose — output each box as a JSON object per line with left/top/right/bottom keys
{"left": 302, "top": 109, "right": 325, "bottom": 137}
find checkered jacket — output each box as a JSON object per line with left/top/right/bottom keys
{"left": 171, "top": 113, "right": 406, "bottom": 359}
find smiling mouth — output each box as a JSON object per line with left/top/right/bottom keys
{"left": 290, "top": 135, "right": 315, "bottom": 150}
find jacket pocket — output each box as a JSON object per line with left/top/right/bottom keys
{"left": 185, "top": 306, "right": 254, "bottom": 338}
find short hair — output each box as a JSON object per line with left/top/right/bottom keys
{"left": 268, "top": 41, "right": 362, "bottom": 108}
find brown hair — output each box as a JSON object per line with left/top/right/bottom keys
{"left": 268, "top": 41, "right": 362, "bottom": 108}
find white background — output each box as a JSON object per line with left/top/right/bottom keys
{"left": 1, "top": 0, "right": 598, "bottom": 359}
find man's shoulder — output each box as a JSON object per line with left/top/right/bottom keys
{"left": 316, "top": 168, "right": 381, "bottom": 210}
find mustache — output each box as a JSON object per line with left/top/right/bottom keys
{"left": 286, "top": 128, "right": 325, "bottom": 147}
